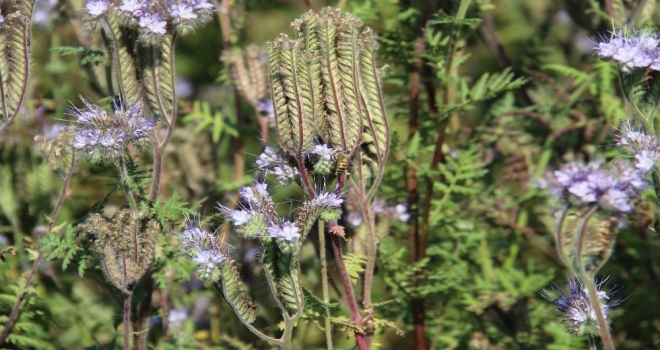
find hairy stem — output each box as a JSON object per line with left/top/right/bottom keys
{"left": 329, "top": 233, "right": 367, "bottom": 350}
{"left": 554, "top": 205, "right": 573, "bottom": 269}
{"left": 123, "top": 290, "right": 133, "bottom": 350}
{"left": 0, "top": 154, "right": 75, "bottom": 345}
{"left": 581, "top": 273, "right": 616, "bottom": 350}
{"left": 118, "top": 155, "right": 138, "bottom": 212}
{"left": 319, "top": 221, "right": 334, "bottom": 350}
{"left": 574, "top": 205, "right": 599, "bottom": 274}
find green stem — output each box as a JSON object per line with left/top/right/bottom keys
{"left": 319, "top": 220, "right": 334, "bottom": 350}
{"left": 117, "top": 155, "right": 138, "bottom": 212}
{"left": 574, "top": 205, "right": 599, "bottom": 274}
{"left": 580, "top": 273, "right": 616, "bottom": 350}
{"left": 554, "top": 205, "right": 573, "bottom": 269}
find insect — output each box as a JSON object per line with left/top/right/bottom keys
{"left": 331, "top": 149, "right": 350, "bottom": 175}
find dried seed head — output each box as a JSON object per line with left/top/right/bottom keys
{"left": 34, "top": 129, "right": 75, "bottom": 174}
{"left": 79, "top": 209, "right": 160, "bottom": 292}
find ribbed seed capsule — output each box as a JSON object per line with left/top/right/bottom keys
{"left": 265, "top": 35, "right": 314, "bottom": 156}
{"left": 0, "top": 0, "right": 35, "bottom": 130}
{"left": 217, "top": 261, "right": 258, "bottom": 323}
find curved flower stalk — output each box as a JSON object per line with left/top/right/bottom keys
{"left": 540, "top": 159, "right": 644, "bottom": 350}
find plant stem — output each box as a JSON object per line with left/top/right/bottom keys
{"left": 574, "top": 205, "right": 599, "bottom": 274}
{"left": 588, "top": 335, "right": 597, "bottom": 350}
{"left": 118, "top": 155, "right": 138, "bottom": 212}
{"left": 319, "top": 220, "right": 334, "bottom": 350}
{"left": 581, "top": 274, "right": 616, "bottom": 350}
{"left": 554, "top": 205, "right": 574, "bottom": 269}
{"left": 329, "top": 232, "right": 367, "bottom": 350}
{"left": 123, "top": 290, "right": 133, "bottom": 350}
{"left": 0, "top": 154, "right": 75, "bottom": 346}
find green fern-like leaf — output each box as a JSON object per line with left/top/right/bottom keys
{"left": 343, "top": 252, "right": 367, "bottom": 285}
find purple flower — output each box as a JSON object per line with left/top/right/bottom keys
{"left": 177, "top": 219, "right": 230, "bottom": 279}
{"left": 230, "top": 210, "right": 251, "bottom": 226}
{"left": 139, "top": 13, "right": 167, "bottom": 35}
{"left": 614, "top": 120, "right": 660, "bottom": 173}
{"left": 309, "top": 192, "right": 343, "bottom": 208}
{"left": 191, "top": 250, "right": 226, "bottom": 268}
{"left": 192, "top": 0, "right": 214, "bottom": 11}
{"left": 541, "top": 277, "right": 622, "bottom": 336}
{"left": 67, "top": 97, "right": 153, "bottom": 163}
{"left": 119, "top": 0, "right": 144, "bottom": 16}
{"left": 634, "top": 149, "right": 660, "bottom": 173}
{"left": 267, "top": 221, "right": 300, "bottom": 242}
{"left": 543, "top": 160, "right": 646, "bottom": 213}
{"left": 596, "top": 29, "right": 660, "bottom": 70}
{"left": 0, "top": 10, "right": 4, "bottom": 24}
{"left": 311, "top": 144, "right": 334, "bottom": 161}
{"left": 256, "top": 146, "right": 279, "bottom": 169}
{"left": 171, "top": 4, "right": 197, "bottom": 22}
{"left": 257, "top": 98, "right": 275, "bottom": 119}
{"left": 85, "top": 0, "right": 109, "bottom": 18}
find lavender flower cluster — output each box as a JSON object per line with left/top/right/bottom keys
{"left": 255, "top": 146, "right": 299, "bottom": 185}
{"left": 67, "top": 97, "right": 154, "bottom": 163}
{"left": 542, "top": 277, "right": 621, "bottom": 336}
{"left": 541, "top": 160, "right": 645, "bottom": 213}
{"left": 0, "top": 10, "right": 4, "bottom": 24}
{"left": 218, "top": 181, "right": 343, "bottom": 246}
{"left": 177, "top": 219, "right": 229, "bottom": 280}
{"left": 85, "top": 0, "right": 214, "bottom": 38}
{"left": 596, "top": 29, "right": 660, "bottom": 71}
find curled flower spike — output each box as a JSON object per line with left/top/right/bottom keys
{"left": 595, "top": 29, "right": 660, "bottom": 71}
{"left": 542, "top": 160, "right": 646, "bottom": 213}
{"left": 67, "top": 97, "right": 154, "bottom": 163}
{"left": 541, "top": 277, "right": 622, "bottom": 337}
{"left": 177, "top": 219, "right": 230, "bottom": 280}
